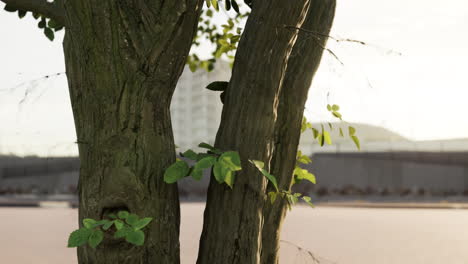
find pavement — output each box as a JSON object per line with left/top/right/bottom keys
{"left": 2, "top": 204, "right": 468, "bottom": 264}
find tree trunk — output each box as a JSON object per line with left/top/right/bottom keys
{"left": 260, "top": 1, "right": 336, "bottom": 263}
{"left": 197, "top": 1, "right": 313, "bottom": 263}
{"left": 62, "top": 1, "right": 202, "bottom": 263}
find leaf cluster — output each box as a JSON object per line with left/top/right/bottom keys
{"left": 164, "top": 142, "right": 242, "bottom": 188}
{"left": 3, "top": 5, "right": 64, "bottom": 41}
{"left": 302, "top": 105, "right": 361, "bottom": 150}
{"left": 249, "top": 160, "right": 315, "bottom": 210}
{"left": 67, "top": 211, "right": 153, "bottom": 248}
{"left": 187, "top": 0, "right": 249, "bottom": 72}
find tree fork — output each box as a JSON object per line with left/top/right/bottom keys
{"left": 197, "top": 0, "right": 313, "bottom": 263}
{"left": 260, "top": 1, "right": 337, "bottom": 263}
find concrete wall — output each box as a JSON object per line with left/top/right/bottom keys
{"left": 2, "top": 152, "right": 468, "bottom": 197}
{"left": 298, "top": 152, "right": 468, "bottom": 195}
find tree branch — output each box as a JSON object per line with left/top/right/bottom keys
{"left": 1, "top": 0, "right": 66, "bottom": 25}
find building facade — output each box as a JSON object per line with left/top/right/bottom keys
{"left": 170, "top": 61, "right": 231, "bottom": 151}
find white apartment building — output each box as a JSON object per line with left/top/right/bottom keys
{"left": 171, "top": 61, "right": 231, "bottom": 151}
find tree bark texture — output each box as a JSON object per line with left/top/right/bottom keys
{"left": 260, "top": 1, "right": 336, "bottom": 263}
{"left": 197, "top": 1, "right": 315, "bottom": 263}
{"left": 61, "top": 1, "right": 202, "bottom": 263}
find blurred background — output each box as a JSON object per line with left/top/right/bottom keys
{"left": 1, "top": 0, "right": 468, "bottom": 263}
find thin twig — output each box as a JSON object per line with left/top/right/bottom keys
{"left": 284, "top": 25, "right": 403, "bottom": 56}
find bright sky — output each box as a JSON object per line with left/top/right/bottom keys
{"left": 0, "top": 0, "right": 467, "bottom": 156}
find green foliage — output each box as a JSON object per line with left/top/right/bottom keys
{"left": 249, "top": 159, "right": 312, "bottom": 209}
{"left": 187, "top": 0, "right": 250, "bottom": 72}
{"left": 3, "top": 5, "right": 64, "bottom": 41}
{"left": 206, "top": 81, "right": 228, "bottom": 91}
{"left": 164, "top": 160, "right": 190, "bottom": 184}
{"left": 293, "top": 167, "right": 316, "bottom": 185}
{"left": 205, "top": 81, "right": 229, "bottom": 104}
{"left": 249, "top": 160, "right": 279, "bottom": 192}
{"left": 164, "top": 143, "right": 242, "bottom": 188}
{"left": 292, "top": 150, "right": 316, "bottom": 186}
{"left": 67, "top": 211, "right": 153, "bottom": 248}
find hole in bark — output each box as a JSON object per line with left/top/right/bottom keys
{"left": 101, "top": 205, "right": 130, "bottom": 219}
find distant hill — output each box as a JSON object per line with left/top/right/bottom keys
{"left": 300, "top": 122, "right": 408, "bottom": 145}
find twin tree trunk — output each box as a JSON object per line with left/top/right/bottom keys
{"left": 2, "top": 0, "right": 334, "bottom": 263}
{"left": 198, "top": 0, "right": 335, "bottom": 263}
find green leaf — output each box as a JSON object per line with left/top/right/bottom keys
{"left": 114, "top": 226, "right": 131, "bottom": 239}
{"left": 32, "top": 12, "right": 40, "bottom": 19}
{"left": 83, "top": 218, "right": 97, "bottom": 229}
{"left": 218, "top": 151, "right": 242, "bottom": 171}
{"left": 311, "top": 128, "right": 319, "bottom": 139}
{"left": 332, "top": 104, "right": 340, "bottom": 111}
{"left": 198, "top": 142, "right": 215, "bottom": 150}
{"left": 296, "top": 151, "right": 311, "bottom": 164}
{"left": 205, "top": 0, "right": 211, "bottom": 7}
{"left": 191, "top": 156, "right": 216, "bottom": 180}
{"left": 301, "top": 117, "right": 308, "bottom": 133}
{"left": 17, "top": 10, "right": 27, "bottom": 19}
{"left": 293, "top": 167, "right": 316, "bottom": 184}
{"left": 249, "top": 159, "right": 264, "bottom": 170}
{"left": 44, "top": 27, "right": 54, "bottom": 41}
{"left": 231, "top": 0, "right": 240, "bottom": 13}
{"left": 339, "top": 127, "right": 344, "bottom": 137}
{"left": 302, "top": 196, "right": 314, "bottom": 207}
{"left": 287, "top": 193, "right": 299, "bottom": 205}
{"left": 68, "top": 228, "right": 92, "bottom": 248}
{"left": 102, "top": 220, "right": 113, "bottom": 230}
{"left": 164, "top": 160, "right": 190, "bottom": 183}
{"left": 213, "top": 160, "right": 230, "bottom": 183}
{"left": 125, "top": 230, "right": 145, "bottom": 246}
{"left": 326, "top": 104, "right": 332, "bottom": 111}
{"left": 211, "top": 0, "right": 219, "bottom": 11}
{"left": 38, "top": 19, "right": 46, "bottom": 29}
{"left": 220, "top": 91, "right": 226, "bottom": 104}
{"left": 268, "top": 192, "right": 277, "bottom": 204}
{"left": 88, "top": 230, "right": 104, "bottom": 249}
{"left": 261, "top": 169, "right": 279, "bottom": 192}
{"left": 225, "top": 0, "right": 231, "bottom": 10}
{"left": 132, "top": 217, "right": 153, "bottom": 230}
{"left": 206, "top": 81, "right": 228, "bottom": 91}
{"left": 348, "top": 126, "right": 356, "bottom": 136}
{"left": 96, "top": 219, "right": 109, "bottom": 226}
{"left": 181, "top": 149, "right": 198, "bottom": 160}
{"left": 223, "top": 170, "right": 235, "bottom": 188}
{"left": 351, "top": 135, "right": 361, "bottom": 150}
{"left": 114, "top": 219, "right": 124, "bottom": 230}
{"left": 332, "top": 111, "right": 342, "bottom": 119}
{"left": 118, "top": 211, "right": 129, "bottom": 219}
{"left": 323, "top": 131, "right": 332, "bottom": 145}
{"left": 317, "top": 133, "right": 324, "bottom": 147}
{"left": 3, "top": 5, "right": 17, "bottom": 12}
{"left": 126, "top": 214, "right": 139, "bottom": 226}
{"left": 48, "top": 19, "right": 60, "bottom": 29}
{"left": 250, "top": 160, "right": 277, "bottom": 191}
{"left": 190, "top": 169, "right": 203, "bottom": 181}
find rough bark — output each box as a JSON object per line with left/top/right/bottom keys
{"left": 260, "top": 1, "right": 336, "bottom": 263}
{"left": 61, "top": 1, "right": 202, "bottom": 263}
{"left": 197, "top": 1, "right": 313, "bottom": 263}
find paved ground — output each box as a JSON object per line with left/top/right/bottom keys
{"left": 1, "top": 203, "right": 468, "bottom": 264}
